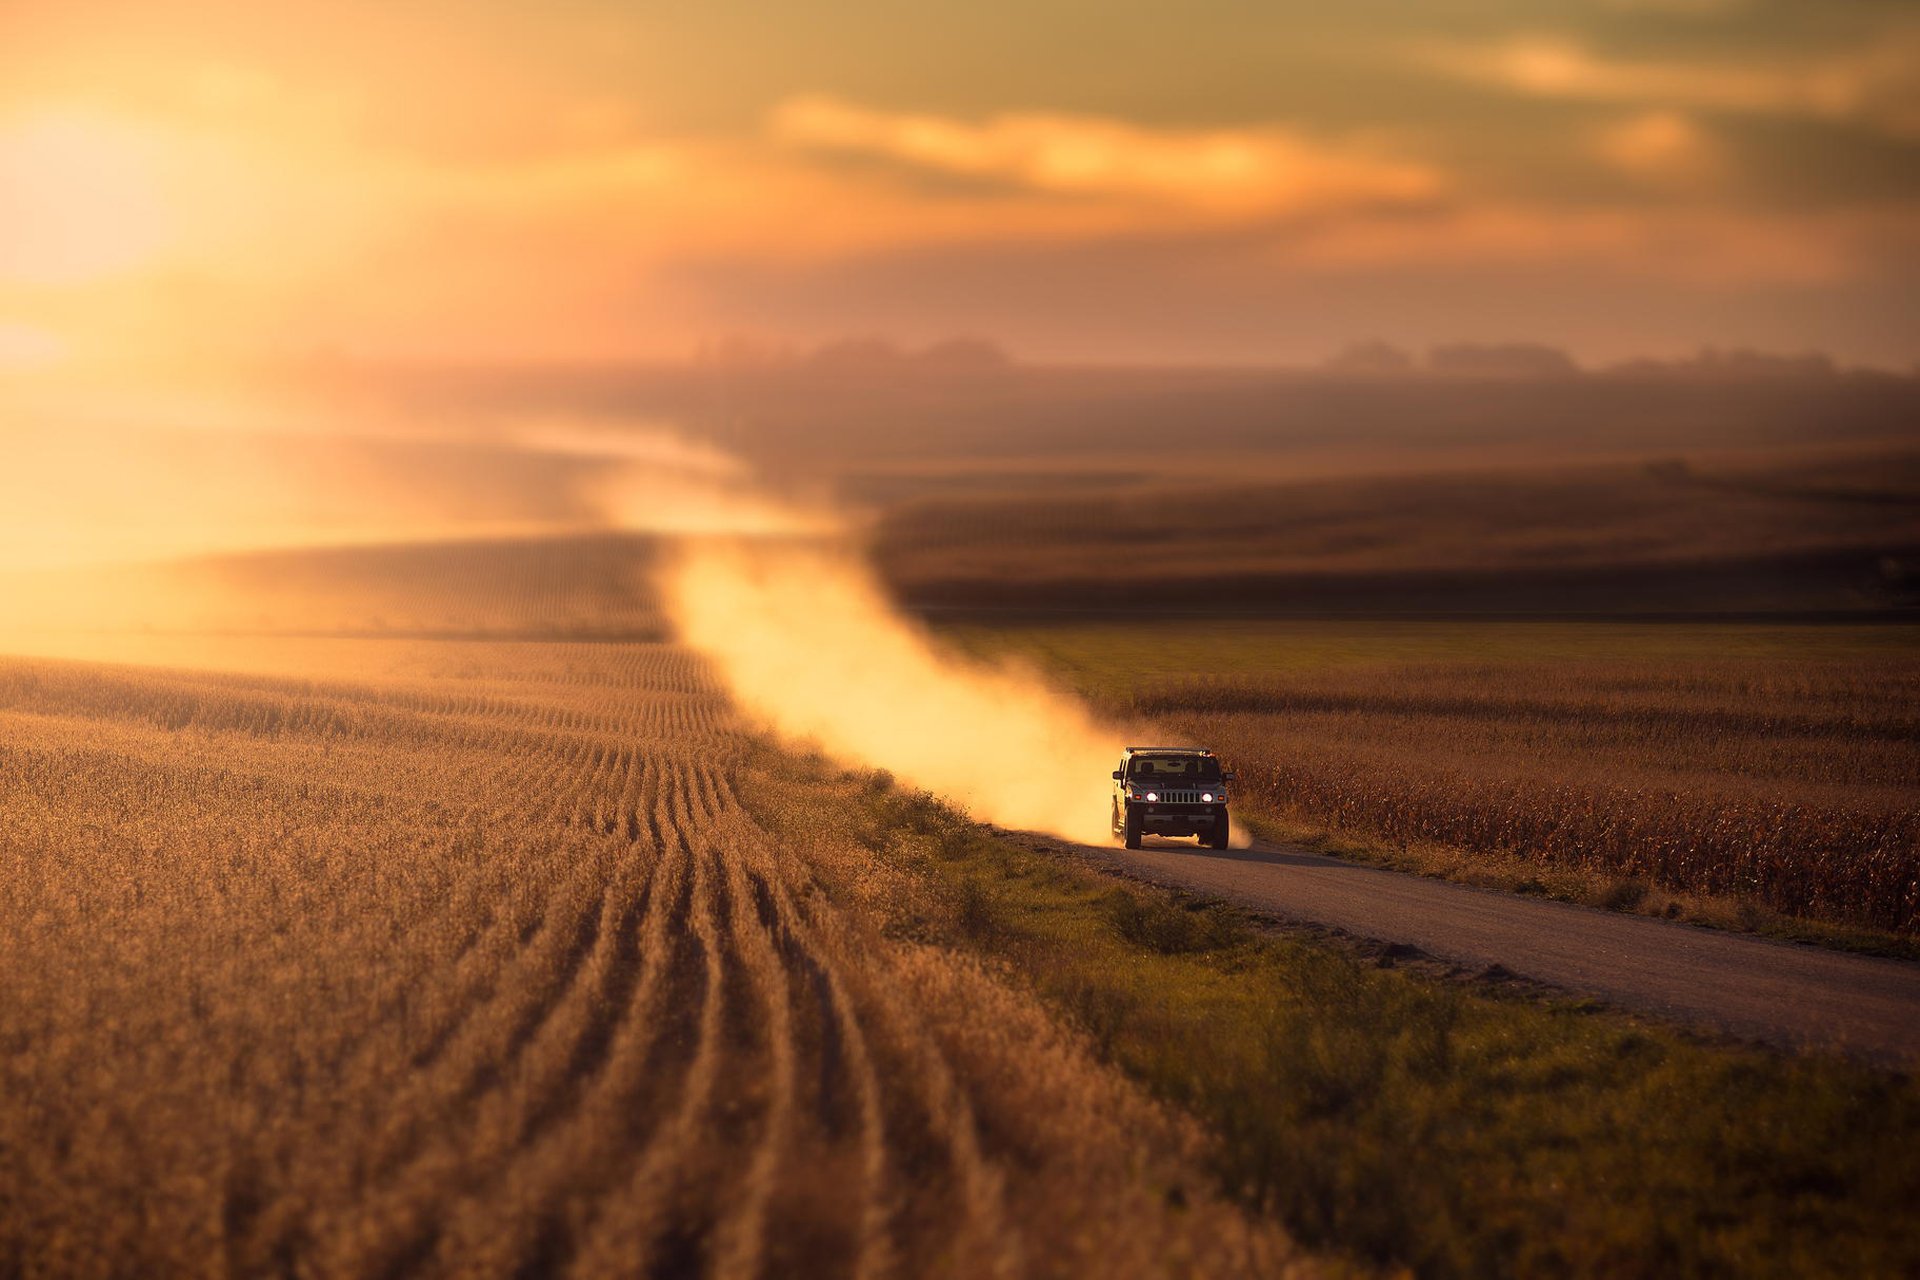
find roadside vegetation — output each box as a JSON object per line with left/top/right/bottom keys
{"left": 946, "top": 620, "right": 1920, "bottom": 944}
{"left": 834, "top": 780, "right": 1920, "bottom": 1279}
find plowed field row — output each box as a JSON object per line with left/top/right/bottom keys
{"left": 0, "top": 641, "right": 1297, "bottom": 1278}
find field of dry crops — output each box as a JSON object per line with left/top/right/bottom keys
{"left": 0, "top": 640, "right": 1296, "bottom": 1278}
{"left": 936, "top": 617, "right": 1920, "bottom": 936}
{"left": 1120, "top": 652, "right": 1920, "bottom": 933}
{"left": 872, "top": 449, "right": 1920, "bottom": 614}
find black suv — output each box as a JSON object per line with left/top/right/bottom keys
{"left": 1111, "top": 746, "right": 1232, "bottom": 850}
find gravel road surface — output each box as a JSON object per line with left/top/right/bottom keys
{"left": 1078, "top": 837, "right": 1920, "bottom": 1063}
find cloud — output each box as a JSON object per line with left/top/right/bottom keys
{"left": 0, "top": 322, "right": 67, "bottom": 368}
{"left": 1422, "top": 30, "right": 1920, "bottom": 138}
{"left": 1596, "top": 0, "right": 1745, "bottom": 14}
{"left": 0, "top": 109, "right": 179, "bottom": 284}
{"left": 4, "top": 67, "right": 1908, "bottom": 370}
{"left": 769, "top": 95, "right": 1443, "bottom": 217}
{"left": 226, "top": 96, "right": 1448, "bottom": 357}
{"left": 1265, "top": 203, "right": 1869, "bottom": 285}
{"left": 1594, "top": 110, "right": 1722, "bottom": 183}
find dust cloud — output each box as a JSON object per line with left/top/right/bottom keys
{"left": 660, "top": 536, "right": 1125, "bottom": 845}
{"left": 513, "top": 420, "right": 839, "bottom": 535}
{"left": 0, "top": 375, "right": 1193, "bottom": 848}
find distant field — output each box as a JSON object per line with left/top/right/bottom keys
{"left": 877, "top": 448, "right": 1920, "bottom": 615}
{"left": 945, "top": 620, "right": 1920, "bottom": 935}
{"left": 0, "top": 534, "right": 667, "bottom": 640}
{"left": 355, "top": 359, "right": 1920, "bottom": 472}
{"left": 13, "top": 444, "right": 1914, "bottom": 648}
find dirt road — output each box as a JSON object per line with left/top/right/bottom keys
{"left": 1079, "top": 837, "right": 1920, "bottom": 1063}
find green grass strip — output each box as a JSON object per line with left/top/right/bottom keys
{"left": 856, "top": 785, "right": 1920, "bottom": 1279}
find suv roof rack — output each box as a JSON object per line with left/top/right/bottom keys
{"left": 1124, "top": 745, "right": 1210, "bottom": 754}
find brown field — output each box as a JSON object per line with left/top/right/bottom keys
{"left": 352, "top": 360, "right": 1920, "bottom": 475}
{"left": 4, "top": 539, "right": 1918, "bottom": 1276}
{"left": 3, "top": 390, "right": 1916, "bottom": 1275}
{"left": 0, "top": 641, "right": 1295, "bottom": 1278}
{"left": 873, "top": 448, "right": 1920, "bottom": 614}
{"left": 950, "top": 621, "right": 1920, "bottom": 936}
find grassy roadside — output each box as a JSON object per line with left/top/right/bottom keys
{"left": 816, "top": 774, "right": 1920, "bottom": 1279}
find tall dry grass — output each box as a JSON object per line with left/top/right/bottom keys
{"left": 1124, "top": 657, "right": 1920, "bottom": 932}
{"left": 0, "top": 642, "right": 1299, "bottom": 1278}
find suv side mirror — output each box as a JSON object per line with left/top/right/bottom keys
{"left": 1111, "top": 770, "right": 1123, "bottom": 780}
{"left": 1224, "top": 772, "right": 1237, "bottom": 782}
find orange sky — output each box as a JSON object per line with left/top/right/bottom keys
{"left": 2, "top": 0, "right": 1917, "bottom": 366}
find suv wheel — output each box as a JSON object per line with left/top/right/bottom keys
{"left": 1123, "top": 807, "right": 1142, "bottom": 850}
{"left": 1206, "top": 821, "right": 1229, "bottom": 851}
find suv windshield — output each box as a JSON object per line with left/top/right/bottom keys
{"left": 1128, "top": 756, "right": 1222, "bottom": 783}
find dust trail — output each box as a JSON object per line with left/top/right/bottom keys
{"left": 659, "top": 537, "right": 1122, "bottom": 844}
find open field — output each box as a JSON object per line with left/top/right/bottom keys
{"left": 13, "top": 442, "right": 1913, "bottom": 642}
{"left": 2, "top": 421, "right": 1915, "bottom": 1275}
{"left": 875, "top": 447, "right": 1920, "bottom": 615}
{"left": 0, "top": 641, "right": 1295, "bottom": 1278}
{"left": 5, "top": 634, "right": 1918, "bottom": 1278}
{"left": 944, "top": 620, "right": 1920, "bottom": 939}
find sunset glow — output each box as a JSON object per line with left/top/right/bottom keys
{"left": 1, "top": 1, "right": 1913, "bottom": 366}
{"left": 0, "top": 110, "right": 180, "bottom": 284}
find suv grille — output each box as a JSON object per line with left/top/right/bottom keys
{"left": 1151, "top": 789, "right": 1213, "bottom": 805}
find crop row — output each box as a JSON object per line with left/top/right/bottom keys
{"left": 0, "top": 641, "right": 1285, "bottom": 1277}
{"left": 1117, "top": 657, "right": 1920, "bottom": 933}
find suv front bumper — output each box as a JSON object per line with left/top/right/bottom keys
{"left": 1133, "top": 803, "right": 1229, "bottom": 836}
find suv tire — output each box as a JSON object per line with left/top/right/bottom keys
{"left": 1206, "top": 822, "right": 1229, "bottom": 851}
{"left": 1123, "top": 808, "right": 1142, "bottom": 849}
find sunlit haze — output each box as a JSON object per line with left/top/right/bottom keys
{"left": 2, "top": 8, "right": 1918, "bottom": 1271}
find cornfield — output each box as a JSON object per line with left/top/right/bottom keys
{"left": 0, "top": 640, "right": 1294, "bottom": 1278}
{"left": 1127, "top": 656, "right": 1920, "bottom": 933}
